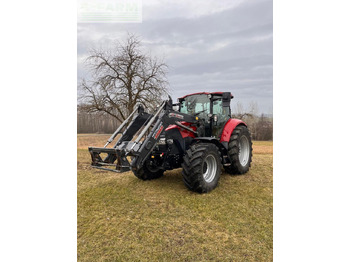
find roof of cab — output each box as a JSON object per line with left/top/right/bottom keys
{"left": 178, "top": 92, "right": 233, "bottom": 99}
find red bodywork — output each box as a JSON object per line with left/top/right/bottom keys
{"left": 165, "top": 122, "right": 197, "bottom": 138}
{"left": 220, "top": 118, "right": 246, "bottom": 142}
{"left": 166, "top": 118, "right": 246, "bottom": 141}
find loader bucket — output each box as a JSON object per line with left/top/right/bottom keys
{"left": 88, "top": 146, "right": 131, "bottom": 173}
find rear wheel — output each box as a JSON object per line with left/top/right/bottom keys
{"left": 182, "top": 143, "right": 222, "bottom": 193}
{"left": 224, "top": 125, "right": 252, "bottom": 174}
{"left": 133, "top": 160, "right": 164, "bottom": 180}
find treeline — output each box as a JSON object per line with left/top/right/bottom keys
{"left": 78, "top": 112, "right": 273, "bottom": 141}
{"left": 233, "top": 113, "right": 273, "bottom": 141}
{"left": 77, "top": 113, "right": 121, "bottom": 134}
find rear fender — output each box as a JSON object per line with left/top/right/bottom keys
{"left": 220, "top": 119, "right": 247, "bottom": 144}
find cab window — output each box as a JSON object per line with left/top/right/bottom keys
{"left": 212, "top": 97, "right": 230, "bottom": 125}
{"left": 180, "top": 94, "right": 210, "bottom": 121}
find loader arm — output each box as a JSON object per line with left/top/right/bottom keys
{"left": 130, "top": 107, "right": 199, "bottom": 171}
{"left": 88, "top": 100, "right": 199, "bottom": 173}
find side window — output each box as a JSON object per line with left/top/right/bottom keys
{"left": 213, "top": 100, "right": 223, "bottom": 115}
{"left": 213, "top": 99, "right": 230, "bottom": 125}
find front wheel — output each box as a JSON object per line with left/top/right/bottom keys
{"left": 133, "top": 160, "right": 164, "bottom": 180}
{"left": 224, "top": 125, "right": 253, "bottom": 175}
{"left": 182, "top": 143, "right": 222, "bottom": 193}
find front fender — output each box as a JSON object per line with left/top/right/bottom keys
{"left": 220, "top": 118, "right": 247, "bottom": 143}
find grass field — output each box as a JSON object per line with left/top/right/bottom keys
{"left": 77, "top": 134, "right": 273, "bottom": 261}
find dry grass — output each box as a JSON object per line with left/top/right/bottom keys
{"left": 78, "top": 134, "right": 111, "bottom": 149}
{"left": 77, "top": 134, "right": 273, "bottom": 261}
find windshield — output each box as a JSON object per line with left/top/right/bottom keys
{"left": 180, "top": 94, "right": 210, "bottom": 119}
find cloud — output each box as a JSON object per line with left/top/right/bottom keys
{"left": 77, "top": 0, "right": 273, "bottom": 113}
{"left": 142, "top": 0, "right": 246, "bottom": 20}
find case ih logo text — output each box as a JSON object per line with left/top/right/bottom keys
{"left": 153, "top": 124, "right": 164, "bottom": 139}
{"left": 169, "top": 113, "right": 184, "bottom": 119}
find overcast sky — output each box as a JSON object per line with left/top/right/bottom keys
{"left": 78, "top": 0, "right": 273, "bottom": 114}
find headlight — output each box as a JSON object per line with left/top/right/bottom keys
{"left": 158, "top": 138, "right": 166, "bottom": 145}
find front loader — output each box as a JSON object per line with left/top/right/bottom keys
{"left": 89, "top": 92, "right": 252, "bottom": 193}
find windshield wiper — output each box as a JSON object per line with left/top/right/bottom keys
{"left": 194, "top": 109, "right": 207, "bottom": 116}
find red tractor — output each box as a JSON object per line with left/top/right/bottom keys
{"left": 89, "top": 92, "right": 252, "bottom": 193}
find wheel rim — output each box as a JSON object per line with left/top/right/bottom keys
{"left": 238, "top": 135, "right": 250, "bottom": 166}
{"left": 203, "top": 154, "right": 217, "bottom": 183}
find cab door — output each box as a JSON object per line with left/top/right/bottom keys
{"left": 211, "top": 96, "right": 230, "bottom": 138}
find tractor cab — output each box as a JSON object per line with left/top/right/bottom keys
{"left": 178, "top": 92, "right": 233, "bottom": 137}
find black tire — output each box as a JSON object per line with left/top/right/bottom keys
{"left": 182, "top": 143, "right": 222, "bottom": 193}
{"left": 133, "top": 161, "right": 164, "bottom": 180}
{"left": 224, "top": 125, "right": 253, "bottom": 175}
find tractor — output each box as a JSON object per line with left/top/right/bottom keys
{"left": 89, "top": 92, "right": 252, "bottom": 193}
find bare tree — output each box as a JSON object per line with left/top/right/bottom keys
{"left": 79, "top": 34, "right": 168, "bottom": 123}
{"left": 248, "top": 101, "right": 259, "bottom": 116}
{"left": 233, "top": 102, "right": 255, "bottom": 119}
